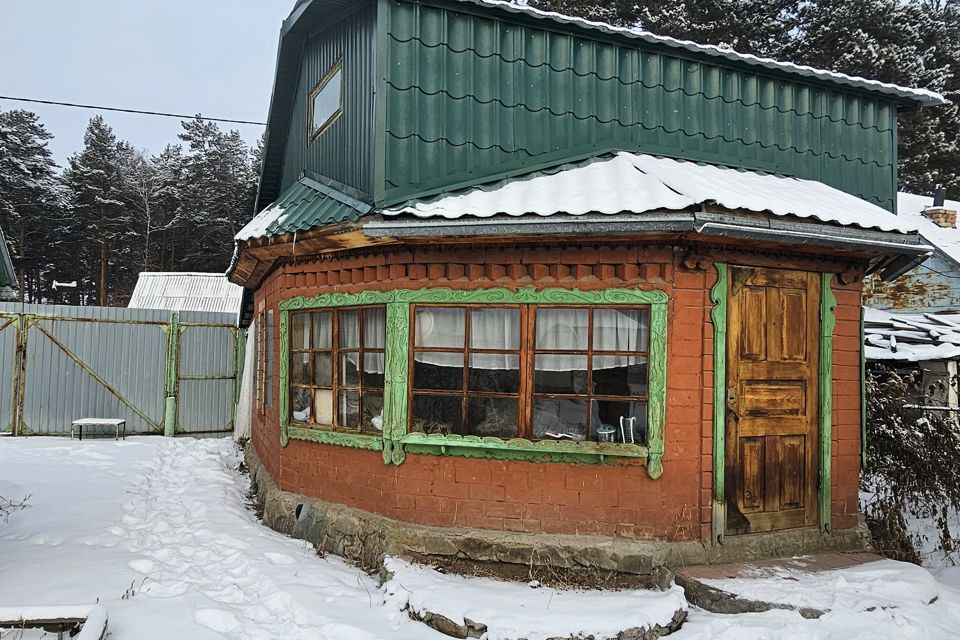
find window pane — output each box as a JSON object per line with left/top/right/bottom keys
{"left": 413, "top": 352, "right": 463, "bottom": 391}
{"left": 364, "top": 307, "right": 386, "bottom": 349}
{"left": 340, "top": 352, "right": 360, "bottom": 388}
{"left": 592, "top": 355, "right": 648, "bottom": 397}
{"left": 312, "top": 312, "right": 332, "bottom": 349}
{"left": 314, "top": 389, "right": 334, "bottom": 425}
{"left": 467, "top": 397, "right": 518, "bottom": 438}
{"left": 469, "top": 354, "right": 520, "bottom": 393}
{"left": 534, "top": 354, "right": 588, "bottom": 394}
{"left": 313, "top": 353, "right": 332, "bottom": 387}
{"left": 594, "top": 308, "right": 648, "bottom": 352}
{"left": 361, "top": 393, "right": 384, "bottom": 432}
{"left": 292, "top": 314, "right": 310, "bottom": 350}
{"left": 470, "top": 308, "right": 520, "bottom": 350}
{"left": 415, "top": 307, "right": 465, "bottom": 348}
{"left": 592, "top": 400, "right": 647, "bottom": 444}
{"left": 291, "top": 387, "right": 311, "bottom": 423}
{"left": 536, "top": 308, "right": 588, "bottom": 350}
{"left": 363, "top": 352, "right": 385, "bottom": 389}
{"left": 340, "top": 309, "right": 360, "bottom": 349}
{"left": 532, "top": 398, "right": 587, "bottom": 441}
{"left": 411, "top": 394, "right": 462, "bottom": 436}
{"left": 338, "top": 391, "right": 360, "bottom": 429}
{"left": 312, "top": 67, "right": 342, "bottom": 132}
{"left": 291, "top": 353, "right": 311, "bottom": 385}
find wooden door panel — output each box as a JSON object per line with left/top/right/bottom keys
{"left": 739, "top": 288, "right": 767, "bottom": 360}
{"left": 726, "top": 266, "right": 819, "bottom": 535}
{"left": 740, "top": 438, "right": 764, "bottom": 512}
{"left": 739, "top": 381, "right": 806, "bottom": 416}
{"left": 780, "top": 291, "right": 808, "bottom": 361}
{"left": 779, "top": 436, "right": 806, "bottom": 510}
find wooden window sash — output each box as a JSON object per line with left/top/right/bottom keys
{"left": 409, "top": 303, "right": 649, "bottom": 441}
{"left": 289, "top": 307, "right": 385, "bottom": 433}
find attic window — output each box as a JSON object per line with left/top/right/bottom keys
{"left": 309, "top": 60, "right": 343, "bottom": 140}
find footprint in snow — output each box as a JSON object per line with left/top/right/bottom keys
{"left": 130, "top": 559, "right": 155, "bottom": 574}
{"left": 263, "top": 552, "right": 297, "bottom": 566}
{"left": 195, "top": 608, "right": 241, "bottom": 634}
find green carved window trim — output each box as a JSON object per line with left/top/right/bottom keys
{"left": 278, "top": 287, "right": 668, "bottom": 478}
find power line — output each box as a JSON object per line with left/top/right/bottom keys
{"left": 0, "top": 95, "right": 266, "bottom": 126}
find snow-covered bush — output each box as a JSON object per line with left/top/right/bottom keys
{"left": 862, "top": 367, "right": 960, "bottom": 565}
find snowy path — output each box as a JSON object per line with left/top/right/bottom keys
{"left": 0, "top": 437, "right": 437, "bottom": 640}
{"left": 3, "top": 436, "right": 960, "bottom": 639}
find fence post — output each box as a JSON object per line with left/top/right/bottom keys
{"left": 164, "top": 311, "right": 180, "bottom": 437}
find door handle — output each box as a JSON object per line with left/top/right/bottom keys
{"left": 726, "top": 387, "right": 739, "bottom": 420}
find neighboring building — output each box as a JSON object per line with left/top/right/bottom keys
{"left": 128, "top": 272, "right": 244, "bottom": 316}
{"left": 864, "top": 307, "right": 960, "bottom": 407}
{"left": 0, "top": 226, "right": 17, "bottom": 301}
{"left": 229, "top": 0, "right": 943, "bottom": 572}
{"left": 865, "top": 192, "right": 960, "bottom": 313}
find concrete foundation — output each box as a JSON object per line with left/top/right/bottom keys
{"left": 245, "top": 444, "right": 872, "bottom": 585}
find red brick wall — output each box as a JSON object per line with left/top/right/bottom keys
{"left": 831, "top": 281, "right": 864, "bottom": 531}
{"left": 250, "top": 242, "right": 862, "bottom": 541}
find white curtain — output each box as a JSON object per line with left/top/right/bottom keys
{"left": 413, "top": 307, "right": 648, "bottom": 371}
{"left": 233, "top": 320, "right": 257, "bottom": 441}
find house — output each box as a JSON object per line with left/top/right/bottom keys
{"left": 0, "top": 225, "right": 17, "bottom": 301}
{"left": 128, "top": 272, "right": 245, "bottom": 316}
{"left": 864, "top": 192, "right": 960, "bottom": 406}
{"left": 865, "top": 192, "right": 960, "bottom": 313}
{"left": 228, "top": 0, "right": 943, "bottom": 574}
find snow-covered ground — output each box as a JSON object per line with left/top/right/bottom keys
{"left": 2, "top": 436, "right": 960, "bottom": 639}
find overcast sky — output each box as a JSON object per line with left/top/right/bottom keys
{"left": 0, "top": 1, "right": 293, "bottom": 167}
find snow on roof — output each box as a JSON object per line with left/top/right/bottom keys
{"left": 128, "top": 272, "right": 244, "bottom": 315}
{"left": 385, "top": 152, "right": 916, "bottom": 234}
{"left": 897, "top": 191, "right": 960, "bottom": 267}
{"left": 461, "top": 0, "right": 948, "bottom": 107}
{"left": 865, "top": 306, "right": 960, "bottom": 362}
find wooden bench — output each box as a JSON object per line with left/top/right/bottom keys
{"left": 71, "top": 418, "right": 126, "bottom": 441}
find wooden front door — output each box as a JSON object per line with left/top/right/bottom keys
{"left": 725, "top": 266, "right": 820, "bottom": 534}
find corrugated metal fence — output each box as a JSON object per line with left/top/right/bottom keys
{"left": 0, "top": 303, "right": 242, "bottom": 436}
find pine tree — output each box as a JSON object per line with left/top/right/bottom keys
{"left": 63, "top": 116, "right": 133, "bottom": 305}
{"left": 175, "top": 117, "right": 256, "bottom": 273}
{"left": 0, "top": 108, "right": 62, "bottom": 302}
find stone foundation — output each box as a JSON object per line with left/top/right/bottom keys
{"left": 245, "top": 443, "right": 871, "bottom": 586}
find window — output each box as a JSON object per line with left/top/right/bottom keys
{"left": 308, "top": 60, "right": 343, "bottom": 139}
{"left": 289, "top": 307, "right": 385, "bottom": 433}
{"left": 409, "top": 305, "right": 649, "bottom": 444}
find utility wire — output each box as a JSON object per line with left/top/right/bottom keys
{"left": 0, "top": 95, "right": 266, "bottom": 126}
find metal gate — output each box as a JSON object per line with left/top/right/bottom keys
{"left": 0, "top": 303, "right": 241, "bottom": 436}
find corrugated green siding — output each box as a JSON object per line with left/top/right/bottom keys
{"left": 382, "top": 0, "right": 899, "bottom": 211}
{"left": 280, "top": 3, "right": 378, "bottom": 195}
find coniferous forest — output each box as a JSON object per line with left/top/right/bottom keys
{"left": 3, "top": 0, "right": 960, "bottom": 305}
{"left": 0, "top": 113, "right": 261, "bottom": 305}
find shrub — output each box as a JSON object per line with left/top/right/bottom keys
{"left": 862, "top": 366, "right": 960, "bottom": 565}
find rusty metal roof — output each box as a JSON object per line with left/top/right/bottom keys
{"left": 865, "top": 307, "right": 960, "bottom": 362}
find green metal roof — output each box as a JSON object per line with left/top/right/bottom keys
{"left": 237, "top": 175, "right": 373, "bottom": 241}
{"left": 0, "top": 225, "right": 16, "bottom": 292}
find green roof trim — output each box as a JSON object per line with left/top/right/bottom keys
{"left": 0, "top": 225, "right": 17, "bottom": 292}
{"left": 237, "top": 175, "right": 373, "bottom": 241}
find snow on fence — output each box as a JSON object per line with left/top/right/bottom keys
{"left": 0, "top": 302, "right": 243, "bottom": 437}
